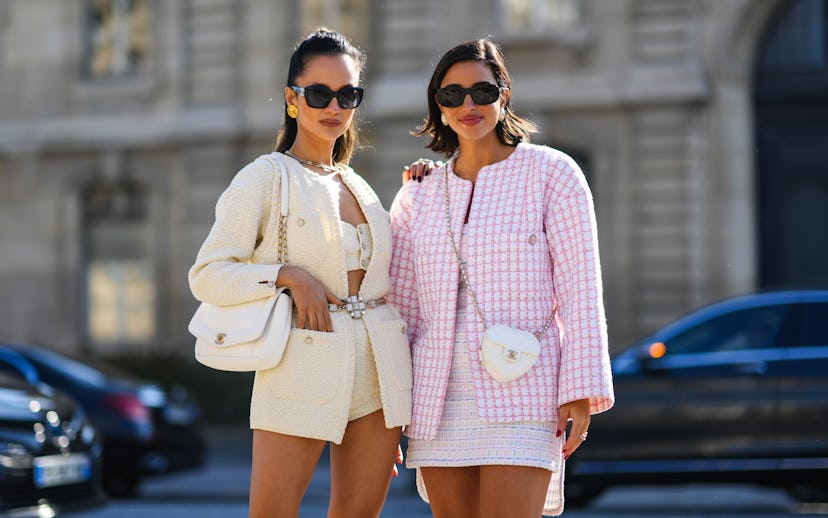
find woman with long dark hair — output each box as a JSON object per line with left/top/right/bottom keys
{"left": 390, "top": 39, "right": 614, "bottom": 516}
{"left": 189, "top": 29, "right": 411, "bottom": 517}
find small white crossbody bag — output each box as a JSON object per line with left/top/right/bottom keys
{"left": 443, "top": 163, "right": 555, "bottom": 383}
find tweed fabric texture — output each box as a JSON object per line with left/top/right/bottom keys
{"left": 388, "top": 143, "right": 614, "bottom": 441}
{"left": 190, "top": 152, "right": 411, "bottom": 443}
{"left": 406, "top": 289, "right": 565, "bottom": 515}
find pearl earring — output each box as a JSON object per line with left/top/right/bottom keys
{"left": 499, "top": 107, "right": 506, "bottom": 122}
{"left": 440, "top": 112, "right": 448, "bottom": 125}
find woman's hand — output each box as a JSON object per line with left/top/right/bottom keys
{"left": 277, "top": 265, "right": 343, "bottom": 332}
{"left": 557, "top": 398, "right": 591, "bottom": 460}
{"left": 402, "top": 159, "right": 442, "bottom": 184}
{"left": 392, "top": 443, "right": 403, "bottom": 478}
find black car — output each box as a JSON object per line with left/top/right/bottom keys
{"left": 566, "top": 289, "right": 828, "bottom": 506}
{"left": 0, "top": 349, "right": 105, "bottom": 516}
{"left": 1, "top": 342, "right": 206, "bottom": 497}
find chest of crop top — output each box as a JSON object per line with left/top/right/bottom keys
{"left": 340, "top": 221, "right": 373, "bottom": 271}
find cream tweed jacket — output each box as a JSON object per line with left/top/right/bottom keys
{"left": 388, "top": 143, "right": 614, "bottom": 441}
{"left": 189, "top": 152, "right": 412, "bottom": 444}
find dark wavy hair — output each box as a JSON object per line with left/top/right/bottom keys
{"left": 275, "top": 28, "right": 366, "bottom": 164}
{"left": 414, "top": 39, "right": 537, "bottom": 156}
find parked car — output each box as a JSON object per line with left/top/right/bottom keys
{"left": 0, "top": 348, "right": 105, "bottom": 516}
{"left": 565, "top": 289, "right": 828, "bottom": 506}
{"left": 0, "top": 342, "right": 206, "bottom": 497}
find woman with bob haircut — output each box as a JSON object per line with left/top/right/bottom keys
{"left": 189, "top": 29, "right": 411, "bottom": 518}
{"left": 389, "top": 39, "right": 615, "bottom": 516}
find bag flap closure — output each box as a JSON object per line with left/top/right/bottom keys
{"left": 484, "top": 324, "right": 541, "bottom": 355}
{"left": 188, "top": 294, "right": 280, "bottom": 347}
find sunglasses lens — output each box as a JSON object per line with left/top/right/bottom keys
{"left": 436, "top": 84, "right": 500, "bottom": 107}
{"left": 436, "top": 87, "right": 465, "bottom": 108}
{"left": 303, "top": 86, "right": 334, "bottom": 108}
{"left": 337, "top": 87, "right": 363, "bottom": 109}
{"left": 471, "top": 84, "right": 500, "bottom": 105}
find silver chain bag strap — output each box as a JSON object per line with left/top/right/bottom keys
{"left": 188, "top": 154, "right": 293, "bottom": 372}
{"left": 443, "top": 161, "right": 555, "bottom": 382}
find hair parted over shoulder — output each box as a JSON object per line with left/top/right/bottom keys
{"left": 275, "top": 28, "right": 366, "bottom": 164}
{"left": 414, "top": 38, "right": 537, "bottom": 156}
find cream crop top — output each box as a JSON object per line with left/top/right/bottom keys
{"left": 341, "top": 221, "right": 373, "bottom": 271}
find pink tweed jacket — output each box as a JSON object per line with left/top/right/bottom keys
{"left": 388, "top": 143, "right": 614, "bottom": 440}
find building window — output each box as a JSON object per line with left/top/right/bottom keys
{"left": 83, "top": 180, "right": 156, "bottom": 346}
{"left": 501, "top": 0, "right": 582, "bottom": 33}
{"left": 84, "top": 0, "right": 153, "bottom": 79}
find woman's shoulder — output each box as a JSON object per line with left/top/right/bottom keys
{"left": 231, "top": 153, "right": 282, "bottom": 189}
{"left": 518, "top": 143, "right": 579, "bottom": 172}
{"left": 520, "top": 143, "right": 589, "bottom": 196}
{"left": 398, "top": 161, "right": 443, "bottom": 198}
{"left": 389, "top": 162, "right": 442, "bottom": 218}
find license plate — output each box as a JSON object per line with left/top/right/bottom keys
{"left": 33, "top": 453, "right": 92, "bottom": 488}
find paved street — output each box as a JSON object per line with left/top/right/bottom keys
{"left": 67, "top": 426, "right": 828, "bottom": 518}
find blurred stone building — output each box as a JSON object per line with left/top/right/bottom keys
{"left": 0, "top": 0, "right": 826, "bottom": 356}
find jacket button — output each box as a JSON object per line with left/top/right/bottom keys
{"left": 528, "top": 234, "right": 537, "bottom": 245}
{"left": 361, "top": 259, "right": 369, "bottom": 268}
{"left": 297, "top": 219, "right": 305, "bottom": 226}
{"left": 401, "top": 325, "right": 407, "bottom": 335}
{"left": 304, "top": 336, "right": 313, "bottom": 344}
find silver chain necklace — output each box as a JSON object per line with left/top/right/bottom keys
{"left": 443, "top": 159, "right": 556, "bottom": 339}
{"left": 284, "top": 150, "right": 342, "bottom": 174}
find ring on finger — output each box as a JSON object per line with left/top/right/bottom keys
{"left": 579, "top": 431, "right": 588, "bottom": 441}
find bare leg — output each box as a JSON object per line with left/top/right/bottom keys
{"left": 419, "top": 466, "right": 481, "bottom": 518}
{"left": 479, "top": 465, "right": 551, "bottom": 518}
{"left": 249, "top": 429, "right": 326, "bottom": 518}
{"left": 420, "top": 464, "right": 550, "bottom": 518}
{"left": 328, "top": 410, "right": 402, "bottom": 518}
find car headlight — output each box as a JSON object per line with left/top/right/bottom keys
{"left": 0, "top": 442, "right": 33, "bottom": 469}
{"left": 80, "top": 423, "right": 97, "bottom": 445}
{"left": 137, "top": 385, "right": 166, "bottom": 408}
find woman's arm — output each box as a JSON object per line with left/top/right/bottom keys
{"left": 545, "top": 155, "right": 614, "bottom": 414}
{"left": 388, "top": 184, "right": 421, "bottom": 344}
{"left": 188, "top": 159, "right": 280, "bottom": 307}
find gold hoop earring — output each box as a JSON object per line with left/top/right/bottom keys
{"left": 440, "top": 112, "right": 448, "bottom": 125}
{"left": 499, "top": 107, "right": 506, "bottom": 122}
{"left": 287, "top": 105, "right": 298, "bottom": 119}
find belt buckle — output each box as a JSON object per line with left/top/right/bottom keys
{"left": 345, "top": 295, "right": 366, "bottom": 319}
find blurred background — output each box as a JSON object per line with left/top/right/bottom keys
{"left": 0, "top": 0, "right": 827, "bottom": 516}
{"left": 0, "top": 0, "right": 828, "bottom": 419}
{"left": 3, "top": 0, "right": 828, "bottom": 363}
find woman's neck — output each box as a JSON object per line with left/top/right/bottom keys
{"left": 453, "top": 135, "right": 514, "bottom": 182}
{"left": 289, "top": 133, "right": 337, "bottom": 166}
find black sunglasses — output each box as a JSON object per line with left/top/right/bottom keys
{"left": 435, "top": 82, "right": 503, "bottom": 108}
{"left": 290, "top": 84, "right": 364, "bottom": 109}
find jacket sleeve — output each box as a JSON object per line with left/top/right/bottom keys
{"left": 388, "top": 183, "right": 421, "bottom": 346}
{"left": 544, "top": 154, "right": 615, "bottom": 415}
{"left": 188, "top": 159, "right": 282, "bottom": 306}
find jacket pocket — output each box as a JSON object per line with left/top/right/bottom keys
{"left": 373, "top": 318, "right": 413, "bottom": 391}
{"left": 268, "top": 328, "right": 345, "bottom": 404}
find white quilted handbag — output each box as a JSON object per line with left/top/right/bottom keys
{"left": 188, "top": 155, "right": 292, "bottom": 372}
